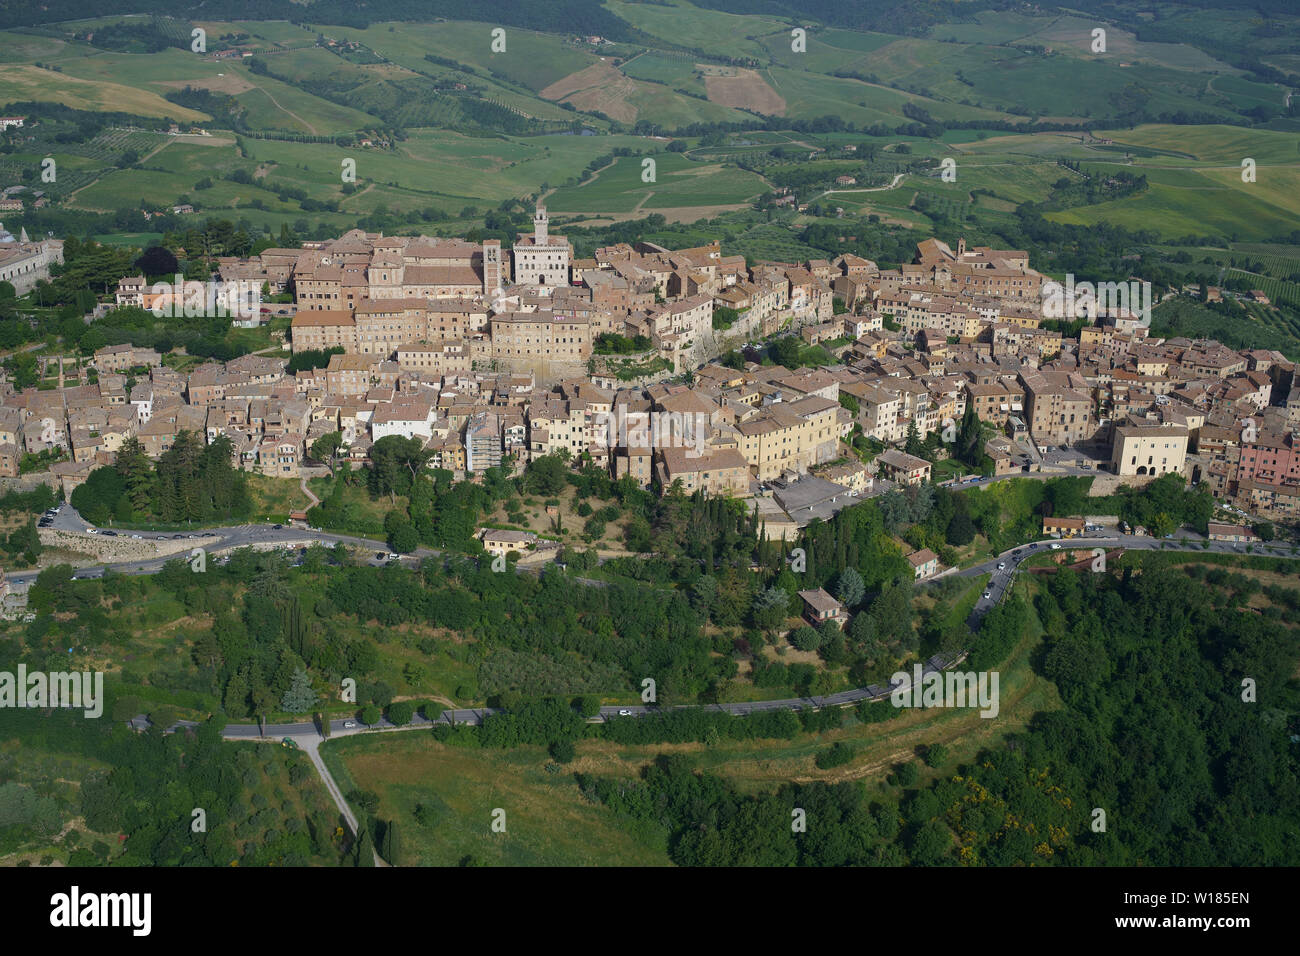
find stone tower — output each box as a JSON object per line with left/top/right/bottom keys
{"left": 534, "top": 204, "right": 548, "bottom": 246}
{"left": 483, "top": 239, "right": 502, "bottom": 296}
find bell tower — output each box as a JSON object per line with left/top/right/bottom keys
{"left": 483, "top": 239, "right": 501, "bottom": 296}
{"left": 534, "top": 204, "right": 548, "bottom": 246}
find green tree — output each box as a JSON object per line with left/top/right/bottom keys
{"left": 369, "top": 436, "right": 433, "bottom": 500}
{"left": 280, "top": 667, "right": 317, "bottom": 714}
{"left": 923, "top": 743, "right": 949, "bottom": 767}
{"left": 354, "top": 827, "right": 376, "bottom": 867}
{"left": 752, "top": 585, "right": 790, "bottom": 634}
{"left": 386, "top": 700, "right": 415, "bottom": 725}
{"left": 526, "top": 455, "right": 569, "bottom": 496}
{"left": 946, "top": 511, "right": 976, "bottom": 546}
{"left": 909, "top": 819, "right": 953, "bottom": 865}
{"left": 311, "top": 431, "right": 344, "bottom": 473}
{"left": 904, "top": 421, "right": 924, "bottom": 458}
{"left": 955, "top": 402, "right": 982, "bottom": 466}
{"left": 790, "top": 625, "right": 822, "bottom": 652}
{"left": 835, "top": 566, "right": 865, "bottom": 609}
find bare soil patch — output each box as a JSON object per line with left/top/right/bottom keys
{"left": 704, "top": 68, "right": 785, "bottom": 115}
{"left": 540, "top": 61, "right": 638, "bottom": 124}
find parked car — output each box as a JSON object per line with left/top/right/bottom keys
{"left": 982, "top": 591, "right": 992, "bottom": 600}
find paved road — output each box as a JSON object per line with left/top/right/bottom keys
{"left": 15, "top": 502, "right": 428, "bottom": 587}
{"left": 956, "top": 527, "right": 1293, "bottom": 626}
{"left": 127, "top": 664, "right": 963, "bottom": 743}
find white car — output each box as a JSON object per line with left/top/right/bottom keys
{"left": 982, "top": 591, "right": 992, "bottom": 600}
{"left": 1050, "top": 543, "right": 1060, "bottom": 550}
{"left": 997, "top": 562, "right": 1006, "bottom": 570}
{"left": 617, "top": 709, "right": 633, "bottom": 717}
{"left": 343, "top": 720, "right": 357, "bottom": 729}
{"left": 86, "top": 528, "right": 98, "bottom": 534}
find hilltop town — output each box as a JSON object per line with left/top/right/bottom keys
{"left": 0, "top": 209, "right": 1291, "bottom": 545}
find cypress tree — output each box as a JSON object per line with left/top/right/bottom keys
{"left": 355, "top": 827, "right": 375, "bottom": 867}
{"left": 381, "top": 820, "right": 400, "bottom": 865}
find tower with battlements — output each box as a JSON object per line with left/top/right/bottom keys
{"left": 512, "top": 204, "right": 570, "bottom": 287}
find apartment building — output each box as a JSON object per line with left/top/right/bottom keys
{"left": 1110, "top": 422, "right": 1189, "bottom": 477}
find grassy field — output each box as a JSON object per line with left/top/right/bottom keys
{"left": 330, "top": 20, "right": 595, "bottom": 94}
{"left": 323, "top": 733, "right": 673, "bottom": 866}
{"left": 1095, "top": 124, "right": 1300, "bottom": 166}
{"left": 246, "top": 473, "right": 313, "bottom": 522}
{"left": 0, "top": 63, "right": 207, "bottom": 121}
{"left": 1048, "top": 167, "right": 1300, "bottom": 241}
{"left": 1006, "top": 14, "right": 1238, "bottom": 72}
{"left": 605, "top": 0, "right": 787, "bottom": 61}
{"left": 619, "top": 51, "right": 701, "bottom": 90}
{"left": 546, "top": 152, "right": 766, "bottom": 215}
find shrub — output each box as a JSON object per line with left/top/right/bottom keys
{"left": 790, "top": 625, "right": 822, "bottom": 652}
{"left": 814, "top": 742, "right": 855, "bottom": 769}
{"left": 894, "top": 761, "right": 919, "bottom": 786}
{"left": 549, "top": 739, "right": 576, "bottom": 763}
{"left": 386, "top": 700, "right": 415, "bottom": 725}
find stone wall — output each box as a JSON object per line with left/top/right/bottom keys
{"left": 36, "top": 529, "right": 196, "bottom": 563}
